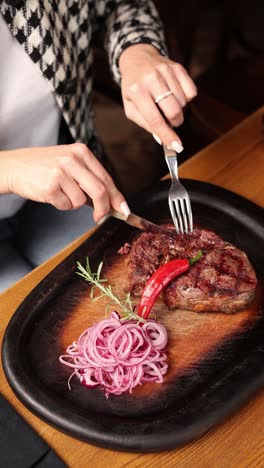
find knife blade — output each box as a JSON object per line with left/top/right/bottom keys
{"left": 104, "top": 210, "right": 169, "bottom": 235}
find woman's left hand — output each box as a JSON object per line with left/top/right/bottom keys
{"left": 119, "top": 44, "right": 197, "bottom": 152}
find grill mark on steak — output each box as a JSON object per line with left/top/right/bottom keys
{"left": 126, "top": 226, "right": 257, "bottom": 313}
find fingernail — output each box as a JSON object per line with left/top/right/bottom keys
{"left": 120, "top": 201, "right": 131, "bottom": 216}
{"left": 97, "top": 214, "right": 110, "bottom": 225}
{"left": 169, "top": 141, "right": 184, "bottom": 153}
{"left": 152, "top": 133, "right": 162, "bottom": 145}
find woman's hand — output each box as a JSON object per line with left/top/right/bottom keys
{"left": 119, "top": 44, "right": 197, "bottom": 151}
{"left": 0, "top": 143, "right": 129, "bottom": 222}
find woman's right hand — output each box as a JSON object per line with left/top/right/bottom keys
{"left": 0, "top": 143, "right": 129, "bottom": 222}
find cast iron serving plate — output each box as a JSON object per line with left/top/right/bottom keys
{"left": 2, "top": 180, "right": 264, "bottom": 452}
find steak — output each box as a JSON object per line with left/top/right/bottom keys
{"left": 126, "top": 227, "right": 257, "bottom": 313}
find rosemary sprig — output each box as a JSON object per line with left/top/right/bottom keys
{"left": 76, "top": 258, "right": 145, "bottom": 322}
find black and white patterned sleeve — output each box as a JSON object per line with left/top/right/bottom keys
{"left": 95, "top": 0, "right": 168, "bottom": 85}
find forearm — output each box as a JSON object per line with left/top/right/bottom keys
{"left": 104, "top": 0, "right": 167, "bottom": 84}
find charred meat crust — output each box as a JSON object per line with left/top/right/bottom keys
{"left": 126, "top": 227, "right": 257, "bottom": 313}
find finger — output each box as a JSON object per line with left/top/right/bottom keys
{"left": 46, "top": 185, "right": 73, "bottom": 211}
{"left": 145, "top": 70, "right": 184, "bottom": 128}
{"left": 59, "top": 150, "right": 111, "bottom": 221}
{"left": 59, "top": 172, "right": 87, "bottom": 209}
{"left": 157, "top": 63, "right": 186, "bottom": 107}
{"left": 44, "top": 168, "right": 73, "bottom": 210}
{"left": 71, "top": 143, "right": 128, "bottom": 215}
{"left": 124, "top": 101, "right": 163, "bottom": 146}
{"left": 156, "top": 93, "right": 184, "bottom": 128}
{"left": 171, "top": 63, "right": 197, "bottom": 101}
{"left": 124, "top": 100, "right": 151, "bottom": 132}
{"left": 50, "top": 191, "right": 73, "bottom": 210}
{"left": 72, "top": 143, "right": 117, "bottom": 191}
{"left": 131, "top": 88, "right": 183, "bottom": 150}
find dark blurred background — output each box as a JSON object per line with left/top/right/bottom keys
{"left": 93, "top": 0, "right": 264, "bottom": 198}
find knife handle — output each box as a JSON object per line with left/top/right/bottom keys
{"left": 109, "top": 210, "right": 128, "bottom": 221}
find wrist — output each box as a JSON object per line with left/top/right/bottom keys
{"left": 119, "top": 43, "right": 160, "bottom": 74}
{"left": 0, "top": 151, "right": 15, "bottom": 194}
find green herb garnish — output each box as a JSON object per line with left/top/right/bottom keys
{"left": 76, "top": 258, "right": 144, "bottom": 322}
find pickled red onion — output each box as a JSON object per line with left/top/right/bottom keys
{"left": 59, "top": 312, "right": 168, "bottom": 397}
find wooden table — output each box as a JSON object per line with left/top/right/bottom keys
{"left": 0, "top": 108, "right": 264, "bottom": 467}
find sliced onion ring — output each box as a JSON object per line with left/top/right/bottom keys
{"left": 59, "top": 312, "right": 168, "bottom": 397}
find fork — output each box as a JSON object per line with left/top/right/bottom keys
{"left": 163, "top": 144, "right": 193, "bottom": 235}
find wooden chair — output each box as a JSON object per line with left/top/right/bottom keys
{"left": 153, "top": 0, "right": 264, "bottom": 147}
{"left": 190, "top": 0, "right": 264, "bottom": 145}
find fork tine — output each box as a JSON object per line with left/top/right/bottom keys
{"left": 179, "top": 198, "right": 189, "bottom": 234}
{"left": 169, "top": 198, "right": 180, "bottom": 234}
{"left": 185, "top": 197, "right": 193, "bottom": 233}
{"left": 174, "top": 200, "right": 184, "bottom": 235}
{"left": 164, "top": 146, "right": 193, "bottom": 235}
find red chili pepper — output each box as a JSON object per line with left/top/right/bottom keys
{"left": 138, "top": 250, "right": 203, "bottom": 319}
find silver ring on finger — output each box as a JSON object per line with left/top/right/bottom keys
{"left": 154, "top": 90, "right": 173, "bottom": 104}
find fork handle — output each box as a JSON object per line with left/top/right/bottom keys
{"left": 163, "top": 145, "right": 179, "bottom": 180}
{"left": 163, "top": 144, "right": 177, "bottom": 159}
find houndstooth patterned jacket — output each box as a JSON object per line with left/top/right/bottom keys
{"left": 0, "top": 0, "right": 166, "bottom": 154}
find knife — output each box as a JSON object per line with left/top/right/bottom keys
{"left": 99, "top": 210, "right": 169, "bottom": 235}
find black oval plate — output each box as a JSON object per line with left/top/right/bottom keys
{"left": 2, "top": 180, "right": 264, "bottom": 452}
